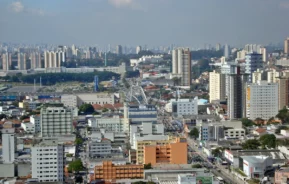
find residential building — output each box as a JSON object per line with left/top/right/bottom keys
{"left": 93, "top": 161, "right": 143, "bottom": 181}
{"left": 61, "top": 94, "right": 78, "bottom": 107}
{"left": 245, "top": 52, "right": 263, "bottom": 82}
{"left": 116, "top": 45, "right": 123, "bottom": 55}
{"left": 228, "top": 66, "right": 248, "bottom": 119}
{"left": 44, "top": 51, "right": 65, "bottom": 68}
{"left": 277, "top": 77, "right": 289, "bottom": 109}
{"left": 30, "top": 115, "right": 41, "bottom": 133}
{"left": 224, "top": 44, "right": 230, "bottom": 58}
{"left": 241, "top": 156, "right": 273, "bottom": 179}
{"left": 259, "top": 47, "right": 267, "bottom": 62}
{"left": 76, "top": 93, "right": 115, "bottom": 106}
{"left": 275, "top": 168, "right": 289, "bottom": 184}
{"left": 172, "top": 48, "right": 191, "bottom": 87}
{"left": 88, "top": 115, "right": 129, "bottom": 133}
{"left": 2, "top": 52, "right": 11, "bottom": 71}
{"left": 124, "top": 104, "right": 157, "bottom": 124}
{"left": 209, "top": 70, "right": 226, "bottom": 102}
{"left": 143, "top": 137, "right": 187, "bottom": 165}
{"left": 178, "top": 174, "right": 217, "bottom": 184}
{"left": 267, "top": 69, "right": 280, "bottom": 83}
{"left": 30, "top": 52, "right": 41, "bottom": 69}
{"left": 237, "top": 50, "right": 247, "bottom": 60}
{"left": 136, "top": 46, "right": 142, "bottom": 54}
{"left": 18, "top": 53, "right": 26, "bottom": 70}
{"left": 88, "top": 138, "right": 112, "bottom": 158}
{"left": 246, "top": 81, "right": 278, "bottom": 120}
{"left": 1, "top": 128, "right": 16, "bottom": 163}
{"left": 21, "top": 122, "right": 35, "bottom": 133}
{"left": 285, "top": 37, "right": 289, "bottom": 55}
{"left": 252, "top": 69, "right": 266, "bottom": 83}
{"left": 31, "top": 139, "right": 64, "bottom": 182}
{"left": 166, "top": 97, "right": 198, "bottom": 117}
{"left": 40, "top": 103, "right": 74, "bottom": 137}
{"left": 215, "top": 43, "right": 221, "bottom": 51}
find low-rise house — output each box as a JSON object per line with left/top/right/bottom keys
{"left": 253, "top": 128, "right": 267, "bottom": 136}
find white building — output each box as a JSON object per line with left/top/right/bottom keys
{"left": 61, "top": 95, "right": 78, "bottom": 107}
{"left": 241, "top": 156, "right": 273, "bottom": 179}
{"left": 267, "top": 69, "right": 281, "bottom": 83}
{"left": 124, "top": 104, "right": 158, "bottom": 124}
{"left": 30, "top": 115, "right": 41, "bottom": 133}
{"left": 246, "top": 81, "right": 278, "bottom": 120}
{"left": 168, "top": 97, "right": 198, "bottom": 117}
{"left": 209, "top": 70, "right": 226, "bottom": 102}
{"left": 1, "top": 128, "right": 16, "bottom": 163}
{"left": 88, "top": 138, "right": 112, "bottom": 158}
{"left": 130, "top": 122, "right": 164, "bottom": 146}
{"left": 172, "top": 48, "right": 191, "bottom": 87}
{"left": 88, "top": 115, "right": 129, "bottom": 133}
{"left": 77, "top": 93, "right": 115, "bottom": 106}
{"left": 40, "top": 103, "right": 74, "bottom": 137}
{"left": 21, "top": 122, "right": 35, "bottom": 133}
{"left": 31, "top": 139, "right": 64, "bottom": 182}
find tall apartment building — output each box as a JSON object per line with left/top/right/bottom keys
{"left": 276, "top": 77, "right": 289, "bottom": 109}
{"left": 245, "top": 52, "right": 263, "bottom": 82}
{"left": 284, "top": 37, "right": 289, "bottom": 55}
{"left": 1, "top": 128, "right": 16, "bottom": 163}
{"left": 172, "top": 48, "right": 191, "bottom": 87}
{"left": 224, "top": 44, "right": 230, "bottom": 58}
{"left": 136, "top": 46, "right": 142, "bottom": 54}
{"left": 44, "top": 51, "right": 65, "bottom": 68}
{"left": 215, "top": 43, "right": 221, "bottom": 51}
{"left": 209, "top": 70, "right": 226, "bottom": 102}
{"left": 18, "top": 53, "right": 26, "bottom": 70}
{"left": 31, "top": 139, "right": 64, "bottom": 182}
{"left": 246, "top": 81, "right": 278, "bottom": 120}
{"left": 116, "top": 45, "right": 123, "bottom": 55}
{"left": 228, "top": 66, "right": 248, "bottom": 119}
{"left": 2, "top": 52, "right": 11, "bottom": 71}
{"left": 93, "top": 161, "right": 143, "bottom": 181}
{"left": 252, "top": 69, "right": 266, "bottom": 83}
{"left": 40, "top": 103, "right": 73, "bottom": 137}
{"left": 259, "top": 47, "right": 267, "bottom": 62}
{"left": 30, "top": 52, "right": 41, "bottom": 69}
{"left": 143, "top": 137, "right": 187, "bottom": 165}
{"left": 267, "top": 69, "right": 281, "bottom": 83}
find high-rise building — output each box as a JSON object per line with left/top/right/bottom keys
{"left": 40, "top": 103, "right": 74, "bottom": 137}
{"left": 245, "top": 52, "right": 263, "bottom": 82}
{"left": 18, "top": 53, "right": 26, "bottom": 70}
{"left": 209, "top": 70, "right": 226, "bottom": 102}
{"left": 215, "top": 43, "right": 221, "bottom": 51}
{"left": 224, "top": 44, "right": 230, "bottom": 58}
{"left": 172, "top": 48, "right": 191, "bottom": 87}
{"left": 267, "top": 69, "right": 280, "bottom": 83}
{"left": 284, "top": 37, "right": 289, "bottom": 55}
{"left": 228, "top": 66, "right": 248, "bottom": 119}
{"left": 277, "top": 77, "right": 289, "bottom": 110}
{"left": 44, "top": 51, "right": 65, "bottom": 68}
{"left": 30, "top": 52, "right": 41, "bottom": 69}
{"left": 31, "top": 139, "right": 64, "bottom": 182}
{"left": 2, "top": 52, "right": 11, "bottom": 71}
{"left": 259, "top": 47, "right": 267, "bottom": 62}
{"left": 252, "top": 69, "right": 266, "bottom": 83}
{"left": 246, "top": 81, "right": 278, "bottom": 120}
{"left": 116, "top": 45, "right": 122, "bottom": 55}
{"left": 136, "top": 46, "right": 142, "bottom": 54}
{"left": 237, "top": 50, "right": 247, "bottom": 60}
{"left": 94, "top": 75, "right": 99, "bottom": 92}
{"left": 1, "top": 128, "right": 16, "bottom": 163}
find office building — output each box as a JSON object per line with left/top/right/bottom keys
{"left": 88, "top": 138, "right": 112, "bottom": 158}
{"left": 171, "top": 48, "right": 191, "bottom": 87}
{"left": 116, "top": 45, "right": 123, "bottom": 55}
{"left": 2, "top": 53, "right": 11, "bottom": 71}
{"left": 277, "top": 77, "right": 289, "bottom": 109}
{"left": 88, "top": 115, "right": 129, "bottom": 133}
{"left": 228, "top": 66, "right": 248, "bottom": 119}
{"left": 143, "top": 137, "right": 187, "bottom": 165}
{"left": 30, "top": 115, "right": 41, "bottom": 133}
{"left": 136, "top": 46, "right": 142, "bottom": 54}
{"left": 285, "top": 37, "right": 289, "bottom": 55}
{"left": 209, "top": 70, "right": 226, "bottom": 102}
{"left": 31, "top": 139, "right": 64, "bottom": 182}
{"left": 245, "top": 52, "right": 263, "bottom": 82}
{"left": 40, "top": 103, "right": 74, "bottom": 137}
{"left": 18, "top": 53, "right": 26, "bottom": 70}
{"left": 1, "top": 128, "right": 16, "bottom": 163}
{"left": 93, "top": 161, "right": 143, "bottom": 181}
{"left": 166, "top": 97, "right": 198, "bottom": 117}
{"left": 124, "top": 104, "right": 157, "bottom": 124}
{"left": 224, "top": 44, "right": 230, "bottom": 58}
{"left": 246, "top": 81, "right": 278, "bottom": 120}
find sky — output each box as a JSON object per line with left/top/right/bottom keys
{"left": 0, "top": 0, "right": 289, "bottom": 47}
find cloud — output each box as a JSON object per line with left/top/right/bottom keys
{"left": 8, "top": 1, "right": 45, "bottom": 16}
{"left": 279, "top": 1, "right": 289, "bottom": 9}
{"left": 108, "top": 0, "right": 145, "bottom": 10}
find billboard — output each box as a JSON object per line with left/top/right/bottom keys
{"left": 195, "top": 176, "right": 213, "bottom": 184}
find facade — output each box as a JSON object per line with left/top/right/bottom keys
{"left": 88, "top": 115, "right": 128, "bottom": 133}
{"left": 116, "top": 45, "right": 123, "bottom": 55}
{"left": 136, "top": 46, "right": 142, "bottom": 54}
{"left": 30, "top": 115, "right": 41, "bottom": 133}
{"left": 275, "top": 168, "right": 289, "bottom": 184}
{"left": 241, "top": 156, "right": 273, "bottom": 179}
{"left": 31, "top": 140, "right": 64, "bottom": 182}
{"left": 93, "top": 161, "right": 143, "bottom": 181}
{"left": 246, "top": 81, "right": 278, "bottom": 120}
{"left": 40, "top": 103, "right": 74, "bottom": 137}
{"left": 267, "top": 69, "right": 280, "bottom": 83}
{"left": 61, "top": 94, "right": 78, "bottom": 107}
{"left": 228, "top": 66, "right": 248, "bottom": 119}
{"left": 259, "top": 47, "right": 267, "bottom": 62}
{"left": 44, "top": 51, "right": 66, "bottom": 68}
{"left": 172, "top": 48, "right": 191, "bottom": 87}
{"left": 18, "top": 53, "right": 26, "bottom": 70}
{"left": 277, "top": 77, "right": 289, "bottom": 109}
{"left": 1, "top": 128, "right": 16, "bottom": 163}
{"left": 143, "top": 137, "right": 187, "bottom": 165}
{"left": 245, "top": 52, "right": 263, "bottom": 82}
{"left": 252, "top": 69, "right": 266, "bottom": 83}
{"left": 2, "top": 52, "right": 11, "bottom": 71}
{"left": 88, "top": 139, "right": 112, "bottom": 158}
{"left": 30, "top": 52, "right": 41, "bottom": 69}
{"left": 209, "top": 70, "right": 226, "bottom": 102}
{"left": 77, "top": 93, "right": 115, "bottom": 106}
{"left": 124, "top": 104, "right": 157, "bottom": 124}
{"left": 285, "top": 37, "right": 289, "bottom": 55}
{"left": 21, "top": 122, "right": 35, "bottom": 133}
{"left": 169, "top": 98, "right": 198, "bottom": 117}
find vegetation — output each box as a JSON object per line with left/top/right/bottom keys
{"left": 233, "top": 168, "right": 247, "bottom": 177}
{"left": 79, "top": 104, "right": 95, "bottom": 114}
{"left": 242, "top": 139, "right": 261, "bottom": 150}
{"left": 277, "top": 139, "right": 289, "bottom": 146}
{"left": 191, "top": 164, "right": 203, "bottom": 168}
{"left": 259, "top": 134, "right": 276, "bottom": 148}
{"left": 102, "top": 108, "right": 109, "bottom": 113}
{"left": 241, "top": 118, "right": 255, "bottom": 127}
{"left": 275, "top": 126, "right": 289, "bottom": 134}
{"left": 189, "top": 127, "right": 199, "bottom": 140}
{"left": 144, "top": 163, "right": 152, "bottom": 169}
{"left": 211, "top": 147, "right": 223, "bottom": 157}
{"left": 75, "top": 138, "right": 83, "bottom": 145}
{"left": 68, "top": 159, "right": 84, "bottom": 172}
{"left": 276, "top": 107, "right": 289, "bottom": 124}
{"left": 66, "top": 153, "right": 73, "bottom": 157}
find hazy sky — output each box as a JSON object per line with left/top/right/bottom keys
{"left": 0, "top": 0, "right": 289, "bottom": 47}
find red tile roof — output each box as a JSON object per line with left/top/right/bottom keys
{"left": 255, "top": 128, "right": 266, "bottom": 134}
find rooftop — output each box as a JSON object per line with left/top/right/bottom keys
{"left": 241, "top": 155, "right": 270, "bottom": 163}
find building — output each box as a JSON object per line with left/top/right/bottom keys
{"left": 31, "top": 139, "right": 64, "bottom": 182}
{"left": 18, "top": 53, "right": 26, "bottom": 70}
{"left": 285, "top": 37, "right": 289, "bottom": 55}
{"left": 124, "top": 104, "right": 157, "bottom": 124}
{"left": 168, "top": 98, "right": 198, "bottom": 117}
{"left": 275, "top": 168, "right": 289, "bottom": 184}
{"left": 277, "top": 77, "right": 289, "bottom": 109}
{"left": 40, "top": 103, "right": 74, "bottom": 137}
{"left": 252, "top": 69, "right": 266, "bottom": 83}
{"left": 178, "top": 173, "right": 217, "bottom": 184}
{"left": 246, "top": 81, "right": 278, "bottom": 120}
{"left": 30, "top": 115, "right": 41, "bottom": 133}
{"left": 2, "top": 52, "right": 11, "bottom": 71}
{"left": 224, "top": 44, "right": 230, "bottom": 58}
{"left": 259, "top": 47, "right": 267, "bottom": 62}
{"left": 241, "top": 156, "right": 273, "bottom": 179}
{"left": 1, "top": 128, "right": 16, "bottom": 163}
{"left": 209, "top": 70, "right": 226, "bottom": 102}
{"left": 245, "top": 52, "right": 263, "bottom": 82}
{"left": 21, "top": 122, "right": 35, "bottom": 133}
{"left": 88, "top": 115, "right": 129, "bottom": 133}
{"left": 116, "top": 45, "right": 123, "bottom": 55}
{"left": 228, "top": 66, "right": 248, "bottom": 119}
{"left": 215, "top": 43, "right": 221, "bottom": 51}
{"left": 76, "top": 93, "right": 115, "bottom": 106}
{"left": 93, "top": 161, "right": 143, "bottom": 181}
{"left": 30, "top": 52, "right": 41, "bottom": 69}
{"left": 172, "top": 48, "right": 191, "bottom": 87}
{"left": 61, "top": 94, "right": 78, "bottom": 107}
{"left": 143, "top": 137, "right": 187, "bottom": 165}
{"left": 136, "top": 46, "right": 142, "bottom": 54}
{"left": 88, "top": 138, "right": 112, "bottom": 158}
{"left": 267, "top": 69, "right": 280, "bottom": 83}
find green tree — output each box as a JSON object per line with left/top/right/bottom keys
{"left": 79, "top": 104, "right": 95, "bottom": 114}
{"left": 276, "top": 107, "right": 289, "bottom": 123}
{"left": 68, "top": 159, "right": 84, "bottom": 172}
{"left": 192, "top": 164, "right": 203, "bottom": 168}
{"left": 75, "top": 138, "right": 83, "bottom": 145}
{"left": 144, "top": 163, "right": 152, "bottom": 169}
{"left": 211, "top": 147, "right": 223, "bottom": 157}
{"left": 189, "top": 127, "right": 199, "bottom": 140}
{"left": 102, "top": 108, "right": 109, "bottom": 113}
{"left": 241, "top": 118, "right": 255, "bottom": 127}
{"left": 242, "top": 139, "right": 261, "bottom": 150}
{"left": 259, "top": 134, "right": 276, "bottom": 149}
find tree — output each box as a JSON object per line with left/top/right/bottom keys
{"left": 102, "top": 108, "right": 109, "bottom": 113}
{"left": 75, "top": 138, "right": 83, "bottom": 145}
{"left": 66, "top": 153, "right": 73, "bottom": 157}
{"left": 242, "top": 139, "right": 261, "bottom": 150}
{"left": 68, "top": 159, "right": 84, "bottom": 172}
{"left": 0, "top": 114, "right": 7, "bottom": 120}
{"left": 211, "top": 147, "right": 223, "bottom": 157}
{"left": 192, "top": 164, "right": 203, "bottom": 168}
{"left": 276, "top": 107, "right": 289, "bottom": 123}
{"left": 259, "top": 134, "right": 276, "bottom": 149}
{"left": 189, "top": 127, "right": 199, "bottom": 140}
{"left": 144, "top": 163, "right": 152, "bottom": 169}
{"left": 79, "top": 104, "right": 95, "bottom": 114}
{"left": 241, "top": 118, "right": 255, "bottom": 127}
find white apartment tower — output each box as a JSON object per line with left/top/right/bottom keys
{"left": 245, "top": 52, "right": 263, "bottom": 82}
{"left": 209, "top": 70, "right": 226, "bottom": 102}
{"left": 18, "top": 53, "right": 26, "bottom": 70}
{"left": 2, "top": 52, "right": 11, "bottom": 71}
{"left": 31, "top": 139, "right": 64, "bottom": 182}
{"left": 1, "top": 128, "right": 16, "bottom": 163}
{"left": 172, "top": 48, "right": 191, "bottom": 87}
{"left": 40, "top": 103, "right": 73, "bottom": 137}
{"left": 246, "top": 81, "right": 278, "bottom": 120}
{"left": 136, "top": 46, "right": 142, "bottom": 54}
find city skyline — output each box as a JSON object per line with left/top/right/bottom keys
{"left": 0, "top": 0, "right": 289, "bottom": 47}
